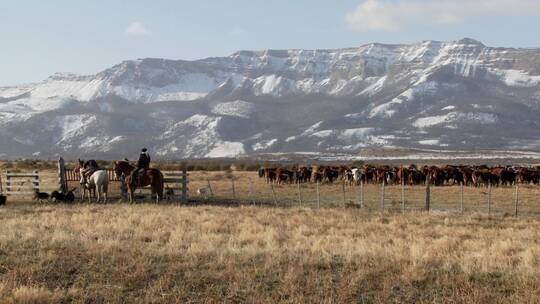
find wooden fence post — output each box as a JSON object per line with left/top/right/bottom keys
{"left": 181, "top": 168, "right": 188, "bottom": 204}
{"left": 297, "top": 182, "right": 303, "bottom": 207}
{"left": 207, "top": 179, "right": 214, "bottom": 197}
{"left": 359, "top": 180, "right": 363, "bottom": 208}
{"left": 342, "top": 181, "right": 346, "bottom": 207}
{"left": 231, "top": 177, "right": 236, "bottom": 199}
{"left": 57, "top": 157, "right": 66, "bottom": 193}
{"left": 32, "top": 170, "right": 39, "bottom": 192}
{"left": 316, "top": 181, "right": 320, "bottom": 209}
{"left": 380, "top": 180, "right": 385, "bottom": 213}
{"left": 270, "top": 183, "right": 278, "bottom": 206}
{"left": 249, "top": 179, "right": 255, "bottom": 205}
{"left": 487, "top": 182, "right": 492, "bottom": 218}
{"left": 425, "top": 176, "right": 430, "bottom": 212}
{"left": 460, "top": 182, "right": 464, "bottom": 214}
{"left": 6, "top": 171, "right": 11, "bottom": 194}
{"left": 514, "top": 183, "right": 519, "bottom": 217}
{"left": 401, "top": 180, "right": 405, "bottom": 213}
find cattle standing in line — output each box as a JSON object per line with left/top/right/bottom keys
{"left": 256, "top": 164, "right": 540, "bottom": 187}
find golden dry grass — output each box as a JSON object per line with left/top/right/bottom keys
{"left": 0, "top": 203, "right": 539, "bottom": 303}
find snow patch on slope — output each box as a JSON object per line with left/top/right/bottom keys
{"left": 413, "top": 112, "right": 498, "bottom": 128}
{"left": 211, "top": 100, "right": 255, "bottom": 118}
{"left": 157, "top": 114, "right": 245, "bottom": 158}
{"left": 252, "top": 139, "right": 278, "bottom": 151}
{"left": 206, "top": 141, "right": 245, "bottom": 158}
{"left": 489, "top": 69, "right": 540, "bottom": 88}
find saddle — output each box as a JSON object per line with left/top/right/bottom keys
{"left": 133, "top": 168, "right": 146, "bottom": 187}
{"left": 81, "top": 167, "right": 105, "bottom": 184}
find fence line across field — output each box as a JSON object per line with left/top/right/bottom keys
{"left": 0, "top": 163, "right": 535, "bottom": 217}
{"left": 200, "top": 174, "right": 532, "bottom": 217}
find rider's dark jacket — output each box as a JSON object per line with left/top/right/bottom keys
{"left": 137, "top": 152, "right": 151, "bottom": 169}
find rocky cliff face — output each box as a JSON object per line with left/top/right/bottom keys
{"left": 1, "top": 38, "right": 540, "bottom": 159}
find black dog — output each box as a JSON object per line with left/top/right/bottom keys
{"left": 50, "top": 188, "right": 76, "bottom": 203}
{"left": 34, "top": 189, "right": 50, "bottom": 203}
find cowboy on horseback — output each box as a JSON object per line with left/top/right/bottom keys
{"left": 130, "top": 148, "right": 151, "bottom": 187}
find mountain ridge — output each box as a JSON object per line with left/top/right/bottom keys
{"left": 2, "top": 38, "right": 540, "bottom": 159}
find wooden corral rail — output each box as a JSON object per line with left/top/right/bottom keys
{"left": 64, "top": 169, "right": 120, "bottom": 182}
{"left": 137, "top": 170, "right": 189, "bottom": 203}
{"left": 162, "top": 170, "right": 189, "bottom": 203}
{"left": 4, "top": 170, "right": 40, "bottom": 196}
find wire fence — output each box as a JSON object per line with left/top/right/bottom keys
{"left": 190, "top": 172, "right": 540, "bottom": 218}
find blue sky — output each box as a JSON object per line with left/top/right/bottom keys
{"left": 1, "top": 0, "right": 540, "bottom": 86}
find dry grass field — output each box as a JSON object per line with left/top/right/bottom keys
{"left": 0, "top": 204, "right": 539, "bottom": 303}
{"left": 0, "top": 163, "right": 539, "bottom": 303}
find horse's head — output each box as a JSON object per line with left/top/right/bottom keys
{"left": 74, "top": 159, "right": 84, "bottom": 174}
{"left": 113, "top": 161, "right": 122, "bottom": 179}
{"left": 113, "top": 160, "right": 133, "bottom": 179}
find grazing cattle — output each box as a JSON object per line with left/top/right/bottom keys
{"left": 385, "top": 168, "right": 398, "bottom": 185}
{"left": 472, "top": 168, "right": 498, "bottom": 187}
{"left": 499, "top": 167, "right": 517, "bottom": 186}
{"left": 263, "top": 168, "right": 278, "bottom": 184}
{"left": 459, "top": 166, "right": 473, "bottom": 186}
{"left": 375, "top": 167, "right": 387, "bottom": 184}
{"left": 344, "top": 169, "right": 354, "bottom": 185}
{"left": 312, "top": 170, "right": 323, "bottom": 183}
{"left": 322, "top": 167, "right": 339, "bottom": 184}
{"left": 428, "top": 166, "right": 446, "bottom": 186}
{"left": 408, "top": 170, "right": 425, "bottom": 185}
{"left": 363, "top": 166, "right": 376, "bottom": 184}
{"left": 442, "top": 166, "right": 463, "bottom": 185}
{"left": 397, "top": 166, "right": 409, "bottom": 185}
{"left": 294, "top": 166, "right": 312, "bottom": 184}
{"left": 276, "top": 168, "right": 294, "bottom": 184}
{"left": 516, "top": 168, "right": 538, "bottom": 185}
{"left": 252, "top": 163, "right": 540, "bottom": 188}
{"left": 351, "top": 168, "right": 363, "bottom": 185}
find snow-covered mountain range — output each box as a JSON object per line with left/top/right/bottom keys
{"left": 2, "top": 38, "right": 540, "bottom": 159}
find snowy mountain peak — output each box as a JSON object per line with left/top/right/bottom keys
{"left": 456, "top": 37, "right": 485, "bottom": 46}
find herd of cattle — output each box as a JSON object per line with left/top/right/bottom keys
{"left": 258, "top": 165, "right": 540, "bottom": 187}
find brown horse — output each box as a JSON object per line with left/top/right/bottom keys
{"left": 113, "top": 160, "right": 164, "bottom": 203}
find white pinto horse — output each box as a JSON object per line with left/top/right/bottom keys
{"left": 80, "top": 170, "right": 109, "bottom": 203}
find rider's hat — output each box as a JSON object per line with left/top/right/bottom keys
{"left": 141, "top": 148, "right": 148, "bottom": 153}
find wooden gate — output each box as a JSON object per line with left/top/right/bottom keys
{"left": 162, "top": 170, "right": 189, "bottom": 203}
{"left": 4, "top": 170, "right": 40, "bottom": 196}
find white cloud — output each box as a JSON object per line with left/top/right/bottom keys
{"left": 346, "top": 0, "right": 540, "bottom": 32}
{"left": 125, "top": 21, "right": 152, "bottom": 36}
